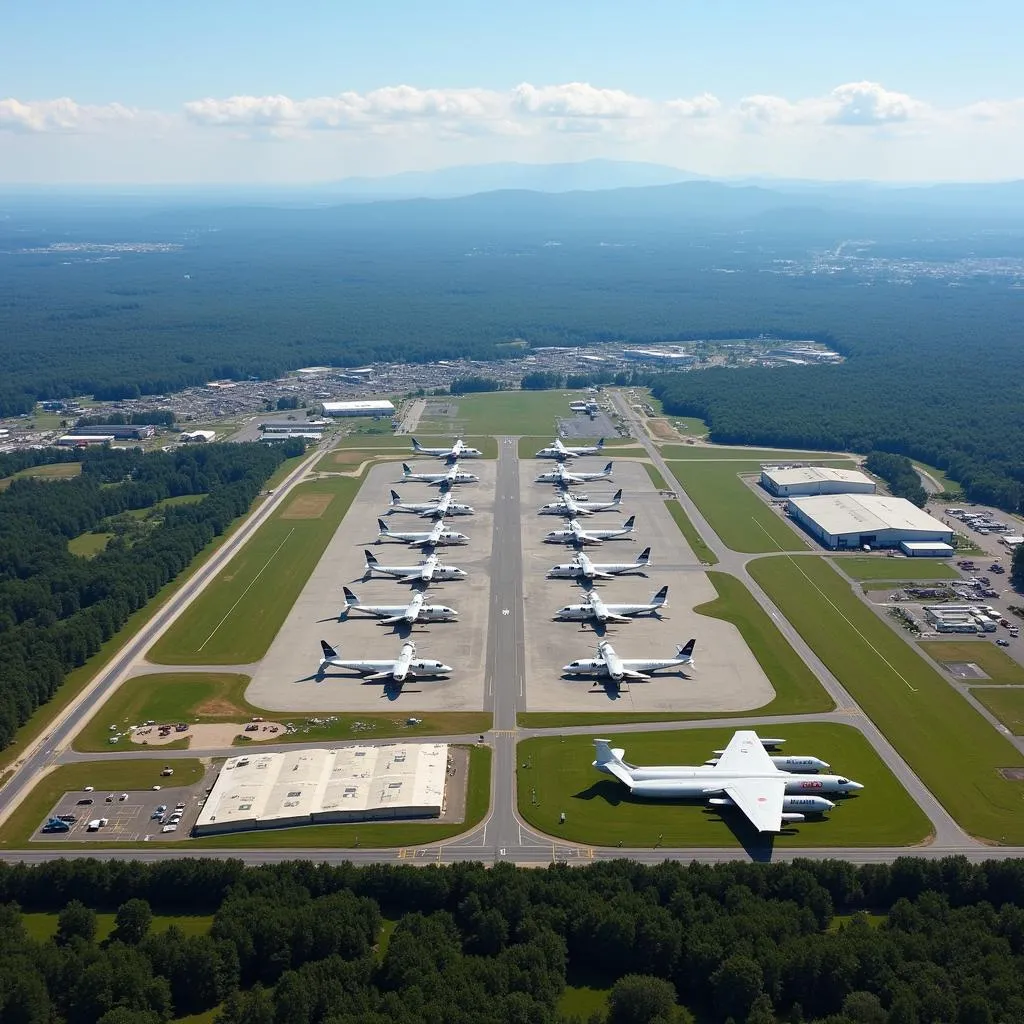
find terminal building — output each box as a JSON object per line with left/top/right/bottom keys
{"left": 68, "top": 424, "right": 156, "bottom": 440}
{"left": 321, "top": 400, "right": 395, "bottom": 418}
{"left": 788, "top": 494, "right": 954, "bottom": 552}
{"left": 193, "top": 743, "right": 449, "bottom": 836}
{"left": 760, "top": 466, "right": 875, "bottom": 497}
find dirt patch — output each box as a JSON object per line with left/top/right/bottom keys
{"left": 648, "top": 418, "right": 680, "bottom": 441}
{"left": 195, "top": 697, "right": 244, "bottom": 717}
{"left": 281, "top": 494, "right": 333, "bottom": 519}
{"left": 131, "top": 722, "right": 285, "bottom": 748}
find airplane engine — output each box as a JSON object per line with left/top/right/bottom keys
{"left": 781, "top": 796, "right": 834, "bottom": 815}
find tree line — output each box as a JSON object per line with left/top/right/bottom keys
{"left": 863, "top": 453, "right": 928, "bottom": 508}
{"left": 1, "top": 855, "right": 1024, "bottom": 1023}
{"left": 0, "top": 441, "right": 302, "bottom": 750}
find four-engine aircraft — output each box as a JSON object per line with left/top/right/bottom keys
{"left": 535, "top": 437, "right": 606, "bottom": 460}
{"left": 592, "top": 731, "right": 863, "bottom": 832}
{"left": 341, "top": 586, "right": 458, "bottom": 625}
{"left": 554, "top": 585, "right": 668, "bottom": 623}
{"left": 401, "top": 462, "right": 478, "bottom": 487}
{"left": 537, "top": 461, "right": 614, "bottom": 486}
{"left": 547, "top": 547, "right": 652, "bottom": 580}
{"left": 539, "top": 488, "right": 623, "bottom": 517}
{"left": 563, "top": 638, "right": 695, "bottom": 683}
{"left": 544, "top": 515, "right": 636, "bottom": 545}
{"left": 377, "top": 518, "right": 469, "bottom": 547}
{"left": 388, "top": 489, "right": 474, "bottom": 518}
{"left": 411, "top": 437, "right": 482, "bottom": 461}
{"left": 363, "top": 549, "right": 467, "bottom": 583}
{"left": 318, "top": 639, "right": 452, "bottom": 683}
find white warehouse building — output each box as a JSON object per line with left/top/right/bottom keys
{"left": 761, "top": 466, "right": 875, "bottom": 497}
{"left": 321, "top": 400, "right": 395, "bottom": 417}
{"left": 194, "top": 743, "right": 448, "bottom": 836}
{"left": 788, "top": 494, "right": 954, "bottom": 551}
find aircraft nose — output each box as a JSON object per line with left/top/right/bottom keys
{"left": 848, "top": 781, "right": 864, "bottom": 791}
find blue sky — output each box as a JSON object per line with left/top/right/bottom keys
{"left": 2, "top": 0, "right": 1023, "bottom": 183}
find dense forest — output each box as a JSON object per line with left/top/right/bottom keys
{"left": 2, "top": 856, "right": 1024, "bottom": 1022}
{"left": 0, "top": 442, "right": 302, "bottom": 749}
{"left": 862, "top": 454, "right": 927, "bottom": 508}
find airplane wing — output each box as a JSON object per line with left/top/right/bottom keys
{"left": 378, "top": 614, "right": 411, "bottom": 625}
{"left": 713, "top": 730, "right": 777, "bottom": 774}
{"left": 718, "top": 778, "right": 787, "bottom": 833}
{"left": 603, "top": 612, "right": 633, "bottom": 623}
{"left": 363, "top": 669, "right": 397, "bottom": 681}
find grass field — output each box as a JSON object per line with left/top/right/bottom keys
{"left": 972, "top": 688, "right": 1024, "bottom": 734}
{"left": 558, "top": 979, "right": 610, "bottom": 1019}
{"left": 418, "top": 391, "right": 576, "bottom": 435}
{"left": 669, "top": 416, "right": 709, "bottom": 436}
{"left": 68, "top": 532, "right": 114, "bottom": 557}
{"left": 748, "top": 555, "right": 1024, "bottom": 844}
{"left": 642, "top": 463, "right": 668, "bottom": 491}
{"left": 235, "top": 712, "right": 492, "bottom": 746}
{"left": 920, "top": 642, "right": 1024, "bottom": 684}
{"left": 519, "top": 572, "right": 831, "bottom": 728}
{"left": 0, "top": 759, "right": 206, "bottom": 848}
{"left": 22, "top": 912, "right": 213, "bottom": 942}
{"left": 0, "top": 461, "right": 83, "bottom": 491}
{"left": 149, "top": 474, "right": 363, "bottom": 664}
{"left": 665, "top": 500, "right": 719, "bottom": 565}
{"left": 661, "top": 446, "right": 854, "bottom": 462}
{"left": 832, "top": 557, "right": 958, "bottom": 582}
{"left": 516, "top": 724, "right": 932, "bottom": 848}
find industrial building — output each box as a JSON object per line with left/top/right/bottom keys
{"left": 787, "top": 494, "right": 954, "bottom": 551}
{"left": 321, "top": 400, "right": 396, "bottom": 417}
{"left": 68, "top": 424, "right": 156, "bottom": 440}
{"left": 179, "top": 430, "right": 216, "bottom": 443}
{"left": 923, "top": 604, "right": 999, "bottom": 634}
{"left": 260, "top": 420, "right": 330, "bottom": 434}
{"left": 58, "top": 434, "right": 115, "bottom": 446}
{"left": 193, "top": 743, "right": 449, "bottom": 836}
{"left": 760, "top": 466, "right": 875, "bottom": 497}
{"left": 621, "top": 349, "right": 695, "bottom": 366}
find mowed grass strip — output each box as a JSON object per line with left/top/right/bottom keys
{"left": 517, "top": 724, "right": 931, "bottom": 848}
{"left": 666, "top": 500, "right": 719, "bottom": 566}
{"left": 421, "top": 391, "right": 574, "bottom": 435}
{"left": 235, "top": 712, "right": 492, "bottom": 747}
{"left": 748, "top": 555, "right": 1024, "bottom": 843}
{"left": 972, "top": 688, "right": 1024, "bottom": 735}
{"left": 149, "top": 475, "right": 362, "bottom": 665}
{"left": 22, "top": 912, "right": 213, "bottom": 942}
{"left": 0, "top": 461, "right": 83, "bottom": 491}
{"left": 920, "top": 642, "right": 1024, "bottom": 684}
{"left": 661, "top": 446, "right": 856, "bottom": 462}
{"left": 832, "top": 557, "right": 957, "bottom": 582}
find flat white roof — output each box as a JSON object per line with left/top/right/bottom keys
{"left": 900, "top": 541, "right": 954, "bottom": 552}
{"left": 322, "top": 400, "right": 395, "bottom": 412}
{"left": 789, "top": 494, "right": 950, "bottom": 536}
{"left": 763, "top": 466, "right": 873, "bottom": 487}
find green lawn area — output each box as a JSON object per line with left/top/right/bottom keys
{"left": 0, "top": 461, "right": 83, "bottom": 491}
{"left": 0, "top": 759, "right": 206, "bottom": 848}
{"left": 972, "top": 688, "right": 1024, "bottom": 734}
{"left": 519, "top": 572, "right": 831, "bottom": 728}
{"left": 517, "top": 724, "right": 931, "bottom": 848}
{"left": 642, "top": 463, "right": 668, "bottom": 491}
{"left": 558, "top": 981, "right": 610, "bottom": 1019}
{"left": 669, "top": 416, "right": 709, "bottom": 436}
{"left": 517, "top": 436, "right": 642, "bottom": 460}
{"left": 748, "top": 555, "right": 1024, "bottom": 844}
{"left": 920, "top": 642, "right": 1024, "bottom": 684}
{"left": 832, "top": 557, "right": 958, "bottom": 582}
{"left": 665, "top": 500, "right": 719, "bottom": 566}
{"left": 149, "top": 474, "right": 363, "bottom": 664}
{"left": 236, "top": 712, "right": 492, "bottom": 746}
{"left": 661, "top": 446, "right": 854, "bottom": 461}
{"left": 22, "top": 912, "right": 212, "bottom": 942}
{"left": 68, "top": 532, "right": 114, "bottom": 557}
{"left": 419, "top": 391, "right": 577, "bottom": 435}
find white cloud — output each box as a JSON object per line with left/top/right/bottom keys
{"left": 665, "top": 93, "right": 720, "bottom": 119}
{"left": 511, "top": 82, "right": 650, "bottom": 119}
{"left": 738, "top": 81, "right": 927, "bottom": 129}
{"left": 0, "top": 97, "right": 136, "bottom": 133}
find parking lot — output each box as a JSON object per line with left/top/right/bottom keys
{"left": 246, "top": 460, "right": 494, "bottom": 711}
{"left": 520, "top": 459, "right": 776, "bottom": 712}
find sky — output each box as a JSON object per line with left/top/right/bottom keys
{"left": 2, "top": 0, "right": 1023, "bottom": 185}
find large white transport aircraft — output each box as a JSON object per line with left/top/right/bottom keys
{"left": 377, "top": 518, "right": 469, "bottom": 547}
{"left": 547, "top": 547, "right": 652, "bottom": 580}
{"left": 593, "top": 731, "right": 864, "bottom": 832}
{"left": 411, "top": 437, "right": 482, "bottom": 460}
{"left": 318, "top": 640, "right": 452, "bottom": 684}
{"left": 539, "top": 489, "right": 623, "bottom": 517}
{"left": 341, "top": 587, "right": 458, "bottom": 624}
{"left": 401, "top": 462, "right": 479, "bottom": 487}
{"left": 536, "top": 461, "right": 614, "bottom": 486}
{"left": 555, "top": 586, "right": 668, "bottom": 623}
{"left": 544, "top": 516, "right": 636, "bottom": 545}
{"left": 563, "top": 639, "right": 696, "bottom": 684}
{"left": 363, "top": 550, "right": 467, "bottom": 583}
{"left": 388, "top": 490, "right": 474, "bottom": 518}
{"left": 535, "top": 438, "right": 606, "bottom": 460}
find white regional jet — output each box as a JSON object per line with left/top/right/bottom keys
{"left": 548, "top": 547, "right": 652, "bottom": 580}
{"left": 593, "top": 731, "right": 864, "bottom": 833}
{"left": 401, "top": 462, "right": 478, "bottom": 487}
{"left": 563, "top": 639, "right": 696, "bottom": 684}
{"left": 341, "top": 587, "right": 457, "bottom": 625}
{"left": 555, "top": 585, "right": 668, "bottom": 623}
{"left": 537, "top": 461, "right": 614, "bottom": 486}
{"left": 544, "top": 516, "right": 636, "bottom": 545}
{"left": 318, "top": 640, "right": 452, "bottom": 684}
{"left": 539, "top": 489, "right": 623, "bottom": 517}
{"left": 388, "top": 490, "right": 474, "bottom": 518}
{"left": 363, "top": 549, "right": 467, "bottom": 583}
{"left": 535, "top": 437, "right": 606, "bottom": 460}
{"left": 377, "top": 518, "right": 469, "bottom": 548}
{"left": 411, "top": 437, "right": 483, "bottom": 461}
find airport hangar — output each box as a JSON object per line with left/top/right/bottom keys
{"left": 760, "top": 466, "right": 875, "bottom": 497}
{"left": 788, "top": 493, "right": 954, "bottom": 552}
{"left": 194, "top": 743, "right": 449, "bottom": 836}
{"left": 321, "top": 400, "right": 396, "bottom": 417}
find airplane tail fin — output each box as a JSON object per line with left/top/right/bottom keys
{"left": 390, "top": 489, "right": 402, "bottom": 505}
{"left": 320, "top": 640, "right": 338, "bottom": 660}
{"left": 592, "top": 739, "right": 634, "bottom": 785}
{"left": 652, "top": 585, "right": 669, "bottom": 606}
{"left": 343, "top": 587, "right": 359, "bottom": 607}
{"left": 377, "top": 518, "right": 390, "bottom": 534}
{"left": 596, "top": 439, "right": 605, "bottom": 449}
{"left": 411, "top": 439, "right": 423, "bottom": 451}
{"left": 678, "top": 638, "right": 696, "bottom": 660}
{"left": 611, "top": 488, "right": 622, "bottom": 504}
{"left": 623, "top": 515, "right": 636, "bottom": 531}
{"left": 363, "top": 549, "right": 379, "bottom": 566}
{"left": 636, "top": 546, "right": 652, "bottom": 566}
{"left": 603, "top": 461, "right": 613, "bottom": 474}
{"left": 402, "top": 463, "right": 412, "bottom": 476}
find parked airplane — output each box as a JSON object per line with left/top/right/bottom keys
{"left": 554, "top": 586, "right": 668, "bottom": 623}
{"left": 563, "top": 639, "right": 695, "bottom": 683}
{"left": 377, "top": 518, "right": 469, "bottom": 547}
{"left": 705, "top": 752, "right": 830, "bottom": 772}
{"left": 411, "top": 437, "right": 482, "bottom": 460}
{"left": 363, "top": 549, "right": 467, "bottom": 583}
{"left": 388, "top": 490, "right": 474, "bottom": 518}
{"left": 592, "top": 731, "right": 863, "bottom": 832}
{"left": 547, "top": 547, "right": 652, "bottom": 580}
{"left": 341, "top": 587, "right": 458, "bottom": 624}
{"left": 544, "top": 516, "right": 636, "bottom": 545}
{"left": 539, "top": 489, "right": 623, "bottom": 518}
{"left": 401, "top": 462, "right": 478, "bottom": 487}
{"left": 318, "top": 639, "right": 452, "bottom": 683}
{"left": 537, "top": 461, "right": 614, "bottom": 486}
{"left": 535, "top": 437, "right": 606, "bottom": 460}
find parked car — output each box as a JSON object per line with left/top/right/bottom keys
{"left": 76, "top": 798, "right": 93, "bottom": 805}
{"left": 160, "top": 767, "right": 174, "bottom": 777}
{"left": 997, "top": 639, "right": 1011, "bottom": 647}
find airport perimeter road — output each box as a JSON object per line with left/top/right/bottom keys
{"left": 0, "top": 442, "right": 328, "bottom": 829}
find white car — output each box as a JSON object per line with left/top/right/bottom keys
{"left": 161, "top": 824, "right": 177, "bottom": 834}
